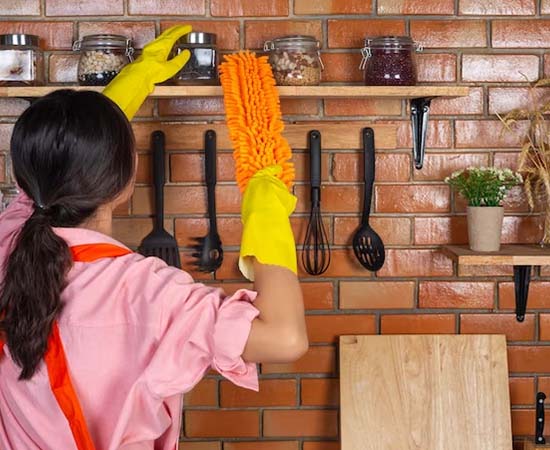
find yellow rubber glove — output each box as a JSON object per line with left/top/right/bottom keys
{"left": 103, "top": 25, "right": 192, "bottom": 120}
{"left": 239, "top": 166, "right": 297, "bottom": 281}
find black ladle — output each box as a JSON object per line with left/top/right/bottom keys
{"left": 352, "top": 127, "right": 385, "bottom": 271}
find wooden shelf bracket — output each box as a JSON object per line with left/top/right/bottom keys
{"left": 410, "top": 96, "right": 432, "bottom": 170}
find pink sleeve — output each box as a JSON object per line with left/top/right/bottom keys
{"left": 139, "top": 261, "right": 259, "bottom": 398}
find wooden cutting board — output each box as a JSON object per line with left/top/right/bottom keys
{"left": 340, "top": 335, "right": 513, "bottom": 450}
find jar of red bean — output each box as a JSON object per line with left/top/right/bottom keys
{"left": 360, "top": 36, "right": 422, "bottom": 86}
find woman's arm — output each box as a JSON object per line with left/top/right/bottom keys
{"left": 242, "top": 260, "right": 308, "bottom": 363}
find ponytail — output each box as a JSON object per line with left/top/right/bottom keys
{"left": 0, "top": 210, "right": 72, "bottom": 379}
{"left": 0, "top": 89, "right": 135, "bottom": 379}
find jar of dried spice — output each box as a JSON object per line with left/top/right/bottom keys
{"left": 0, "top": 34, "right": 44, "bottom": 86}
{"left": 264, "top": 35, "right": 323, "bottom": 86}
{"left": 73, "top": 34, "right": 134, "bottom": 86}
{"left": 171, "top": 32, "right": 219, "bottom": 85}
{"left": 360, "top": 36, "right": 422, "bottom": 86}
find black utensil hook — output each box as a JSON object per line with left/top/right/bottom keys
{"left": 514, "top": 265, "right": 532, "bottom": 322}
{"left": 410, "top": 97, "right": 433, "bottom": 170}
{"left": 537, "top": 392, "right": 546, "bottom": 444}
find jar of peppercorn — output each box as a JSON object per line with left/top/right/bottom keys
{"left": 264, "top": 35, "right": 324, "bottom": 86}
{"left": 73, "top": 34, "right": 134, "bottom": 86}
{"left": 360, "top": 36, "right": 422, "bottom": 86}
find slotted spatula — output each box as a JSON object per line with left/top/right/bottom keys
{"left": 138, "top": 130, "right": 181, "bottom": 268}
{"left": 352, "top": 127, "right": 385, "bottom": 271}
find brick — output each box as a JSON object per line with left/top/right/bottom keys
{"left": 301, "top": 378, "right": 339, "bottom": 406}
{"left": 263, "top": 410, "right": 338, "bottom": 437}
{"left": 174, "top": 217, "right": 237, "bottom": 247}
{"left": 417, "top": 54, "right": 457, "bottom": 83}
{"left": 0, "top": 99, "right": 28, "bottom": 116}
{"left": 494, "top": 152, "right": 520, "bottom": 171}
{"left": 544, "top": 0, "right": 550, "bottom": 14}
{"left": 78, "top": 22, "right": 156, "bottom": 49}
{"left": 280, "top": 99, "right": 320, "bottom": 116}
{"left": 460, "top": 0, "right": 535, "bottom": 15}
{"left": 135, "top": 154, "right": 152, "bottom": 184}
{"left": 462, "top": 55, "right": 539, "bottom": 82}
{"left": 171, "top": 153, "right": 234, "bottom": 183}
{"left": 48, "top": 54, "right": 79, "bottom": 83}
{"left": 419, "top": 282, "right": 495, "bottom": 309}
{"left": 410, "top": 20, "right": 486, "bottom": 48}
{"left": 0, "top": 0, "right": 40, "bottom": 15}
{"left": 334, "top": 216, "right": 411, "bottom": 246}
{"left": 220, "top": 379, "right": 296, "bottom": 407}
{"left": 459, "top": 265, "right": 513, "bottom": 277}
{"left": 508, "top": 346, "right": 550, "bottom": 373}
{"left": 502, "top": 215, "right": 544, "bottom": 244}
{"left": 262, "top": 346, "right": 336, "bottom": 374}
{"left": 212, "top": 0, "right": 287, "bottom": 16}
{"left": 489, "top": 87, "right": 550, "bottom": 115}
{"left": 111, "top": 218, "right": 159, "bottom": 247}
{"left": 375, "top": 185, "right": 450, "bottom": 213}
{"left": 332, "top": 153, "right": 410, "bottom": 183}
{"left": 161, "top": 20, "right": 240, "bottom": 50}
{"left": 245, "top": 21, "right": 322, "bottom": 50}
{"left": 46, "top": 0, "right": 123, "bottom": 15}
{"left": 303, "top": 444, "right": 340, "bottom": 450}
{"left": 159, "top": 98, "right": 225, "bottom": 116}
{"left": 540, "top": 314, "right": 550, "bottom": 340}
{"left": 546, "top": 54, "right": 550, "bottom": 77}
{"left": 379, "top": 0, "right": 454, "bottom": 14}
{"left": 414, "top": 216, "right": 468, "bottom": 245}
{"left": 397, "top": 120, "right": 452, "bottom": 148}
{"left": 301, "top": 282, "right": 334, "bottom": 310}
{"left": 327, "top": 19, "right": 406, "bottom": 49}
{"left": 224, "top": 443, "right": 299, "bottom": 450}
{"left": 298, "top": 249, "right": 374, "bottom": 279}
{"left": 511, "top": 409, "right": 536, "bottom": 436}
{"left": 493, "top": 20, "right": 550, "bottom": 48}
{"left": 455, "top": 120, "right": 524, "bottom": 148}
{"left": 413, "top": 152, "right": 489, "bottom": 182}
{"left": 538, "top": 377, "right": 550, "bottom": 396}
{"left": 161, "top": 185, "right": 239, "bottom": 215}
{"left": 509, "top": 377, "right": 535, "bottom": 405}
{"left": 281, "top": 152, "right": 330, "bottom": 183}
{"left": 185, "top": 410, "right": 259, "bottom": 438}
{"left": 306, "top": 314, "right": 376, "bottom": 343}
{"left": 324, "top": 98, "right": 402, "bottom": 117}
{"left": 340, "top": 281, "right": 415, "bottom": 309}
{"left": 128, "top": 0, "right": 205, "bottom": 15}
{"left": 294, "top": 185, "right": 361, "bottom": 214}
{"left": 184, "top": 378, "right": 218, "bottom": 407}
{"left": 0, "top": 22, "right": 73, "bottom": 50}
{"left": 178, "top": 443, "right": 220, "bottom": 450}
{"left": 0, "top": 124, "right": 14, "bottom": 150}
{"left": 430, "top": 87, "right": 484, "bottom": 115}
{"left": 461, "top": 314, "right": 535, "bottom": 341}
{"left": 320, "top": 53, "right": 363, "bottom": 83}
{"left": 381, "top": 314, "right": 456, "bottom": 334}
{"left": 0, "top": 155, "right": 5, "bottom": 183}
{"left": 295, "top": 0, "right": 372, "bottom": 14}
{"left": 378, "top": 249, "right": 454, "bottom": 277}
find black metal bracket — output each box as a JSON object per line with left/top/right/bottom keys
{"left": 514, "top": 265, "right": 532, "bottom": 322}
{"left": 410, "top": 97, "right": 433, "bottom": 170}
{"left": 537, "top": 392, "right": 546, "bottom": 444}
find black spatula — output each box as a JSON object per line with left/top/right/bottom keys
{"left": 138, "top": 130, "right": 181, "bottom": 268}
{"left": 352, "top": 127, "right": 385, "bottom": 271}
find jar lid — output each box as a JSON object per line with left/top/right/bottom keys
{"left": 264, "top": 35, "right": 320, "bottom": 51}
{"left": 364, "top": 35, "right": 416, "bottom": 49}
{"left": 78, "top": 34, "right": 132, "bottom": 49}
{"left": 177, "top": 32, "right": 217, "bottom": 45}
{"left": 0, "top": 34, "right": 39, "bottom": 47}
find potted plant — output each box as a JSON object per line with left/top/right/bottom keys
{"left": 499, "top": 78, "right": 550, "bottom": 246}
{"left": 445, "top": 167, "right": 522, "bottom": 252}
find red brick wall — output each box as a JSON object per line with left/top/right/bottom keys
{"left": 1, "top": 1, "right": 549, "bottom": 448}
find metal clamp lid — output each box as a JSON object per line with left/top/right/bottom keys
{"left": 0, "top": 34, "right": 40, "bottom": 48}
{"left": 73, "top": 34, "right": 134, "bottom": 58}
{"left": 264, "top": 35, "right": 320, "bottom": 51}
{"left": 359, "top": 36, "right": 423, "bottom": 70}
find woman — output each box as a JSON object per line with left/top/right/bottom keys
{"left": 0, "top": 89, "right": 307, "bottom": 449}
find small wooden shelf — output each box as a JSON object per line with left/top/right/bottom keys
{"left": 0, "top": 84, "right": 470, "bottom": 99}
{"left": 443, "top": 245, "right": 550, "bottom": 322}
{"left": 443, "top": 245, "right": 550, "bottom": 266}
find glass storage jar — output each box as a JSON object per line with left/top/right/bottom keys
{"left": 0, "top": 34, "right": 44, "bottom": 86}
{"left": 171, "top": 32, "right": 218, "bottom": 85}
{"left": 264, "top": 35, "right": 323, "bottom": 86}
{"left": 360, "top": 36, "right": 421, "bottom": 86}
{"left": 73, "top": 34, "right": 134, "bottom": 86}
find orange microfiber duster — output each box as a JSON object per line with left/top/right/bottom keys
{"left": 219, "top": 51, "right": 295, "bottom": 192}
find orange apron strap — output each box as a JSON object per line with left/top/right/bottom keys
{"left": 0, "top": 243, "right": 132, "bottom": 450}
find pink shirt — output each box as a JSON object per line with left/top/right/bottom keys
{"left": 0, "top": 194, "right": 259, "bottom": 450}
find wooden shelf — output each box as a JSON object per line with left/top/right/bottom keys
{"left": 0, "top": 85, "right": 470, "bottom": 99}
{"left": 443, "top": 245, "right": 550, "bottom": 266}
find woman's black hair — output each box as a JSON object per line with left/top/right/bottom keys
{"left": 0, "top": 89, "right": 135, "bottom": 379}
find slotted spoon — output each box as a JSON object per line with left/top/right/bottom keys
{"left": 352, "top": 127, "right": 385, "bottom": 271}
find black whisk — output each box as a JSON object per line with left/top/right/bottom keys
{"left": 302, "top": 130, "right": 331, "bottom": 276}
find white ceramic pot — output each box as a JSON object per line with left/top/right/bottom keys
{"left": 467, "top": 206, "right": 504, "bottom": 252}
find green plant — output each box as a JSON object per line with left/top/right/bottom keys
{"left": 445, "top": 167, "right": 522, "bottom": 207}
{"left": 499, "top": 78, "right": 550, "bottom": 244}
